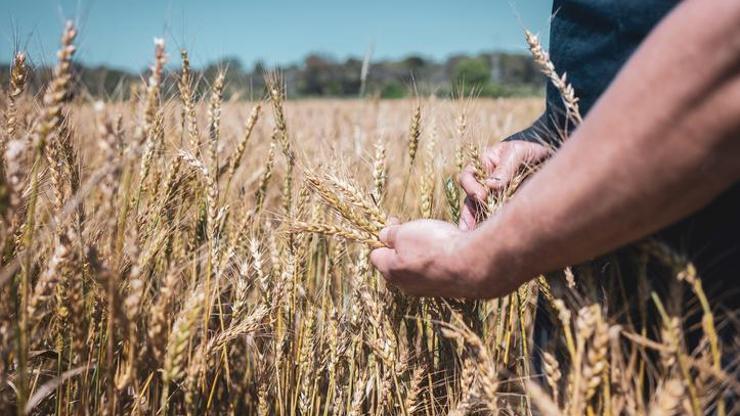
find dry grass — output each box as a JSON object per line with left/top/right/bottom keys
{"left": 0, "top": 21, "right": 735, "bottom": 416}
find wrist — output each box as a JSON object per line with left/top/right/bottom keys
{"left": 457, "top": 215, "right": 528, "bottom": 299}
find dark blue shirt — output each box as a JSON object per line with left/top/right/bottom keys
{"left": 546, "top": 0, "right": 678, "bottom": 121}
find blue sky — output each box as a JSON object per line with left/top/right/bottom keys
{"left": 1, "top": 1, "right": 552, "bottom": 71}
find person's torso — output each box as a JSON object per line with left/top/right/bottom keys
{"left": 546, "top": 0, "right": 679, "bottom": 115}
{"left": 547, "top": 0, "right": 739, "bottom": 305}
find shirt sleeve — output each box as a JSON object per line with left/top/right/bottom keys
{"left": 502, "top": 110, "right": 563, "bottom": 147}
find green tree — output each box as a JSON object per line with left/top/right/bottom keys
{"left": 380, "top": 80, "right": 405, "bottom": 99}
{"left": 452, "top": 57, "right": 491, "bottom": 87}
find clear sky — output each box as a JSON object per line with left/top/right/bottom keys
{"left": 1, "top": 0, "right": 552, "bottom": 72}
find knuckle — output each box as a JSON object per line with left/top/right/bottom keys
{"left": 486, "top": 142, "right": 505, "bottom": 153}
{"left": 496, "top": 142, "right": 512, "bottom": 153}
{"left": 393, "top": 256, "right": 408, "bottom": 272}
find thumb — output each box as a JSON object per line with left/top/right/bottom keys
{"left": 370, "top": 247, "right": 398, "bottom": 276}
{"left": 379, "top": 225, "right": 400, "bottom": 248}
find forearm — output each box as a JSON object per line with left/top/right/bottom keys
{"left": 463, "top": 0, "right": 740, "bottom": 297}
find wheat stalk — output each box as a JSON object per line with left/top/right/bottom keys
{"left": 524, "top": 30, "right": 582, "bottom": 125}
{"left": 2, "top": 52, "right": 27, "bottom": 157}
{"left": 226, "top": 102, "right": 262, "bottom": 187}
{"left": 179, "top": 49, "right": 201, "bottom": 156}
{"left": 371, "top": 137, "right": 387, "bottom": 206}
{"left": 289, "top": 221, "right": 383, "bottom": 248}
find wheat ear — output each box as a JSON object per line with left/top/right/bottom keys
{"left": 525, "top": 30, "right": 582, "bottom": 125}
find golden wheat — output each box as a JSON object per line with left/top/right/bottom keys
{"left": 0, "top": 22, "right": 734, "bottom": 416}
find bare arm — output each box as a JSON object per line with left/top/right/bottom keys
{"left": 371, "top": 0, "right": 740, "bottom": 299}
{"left": 463, "top": 0, "right": 740, "bottom": 297}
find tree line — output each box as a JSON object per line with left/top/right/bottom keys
{"left": 0, "top": 51, "right": 544, "bottom": 100}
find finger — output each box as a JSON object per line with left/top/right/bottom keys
{"left": 482, "top": 144, "right": 504, "bottom": 172}
{"left": 485, "top": 153, "right": 521, "bottom": 192}
{"left": 484, "top": 175, "right": 509, "bottom": 192}
{"left": 379, "top": 225, "right": 400, "bottom": 248}
{"left": 485, "top": 169, "right": 517, "bottom": 193}
{"left": 369, "top": 247, "right": 398, "bottom": 277}
{"left": 459, "top": 197, "right": 478, "bottom": 231}
{"left": 459, "top": 166, "right": 488, "bottom": 202}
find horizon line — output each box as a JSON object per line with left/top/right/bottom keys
{"left": 1, "top": 46, "right": 537, "bottom": 74}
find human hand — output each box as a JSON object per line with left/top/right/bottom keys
{"left": 458, "top": 140, "right": 550, "bottom": 230}
{"left": 369, "top": 219, "right": 485, "bottom": 298}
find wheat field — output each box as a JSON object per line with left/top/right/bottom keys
{"left": 0, "top": 22, "right": 736, "bottom": 415}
